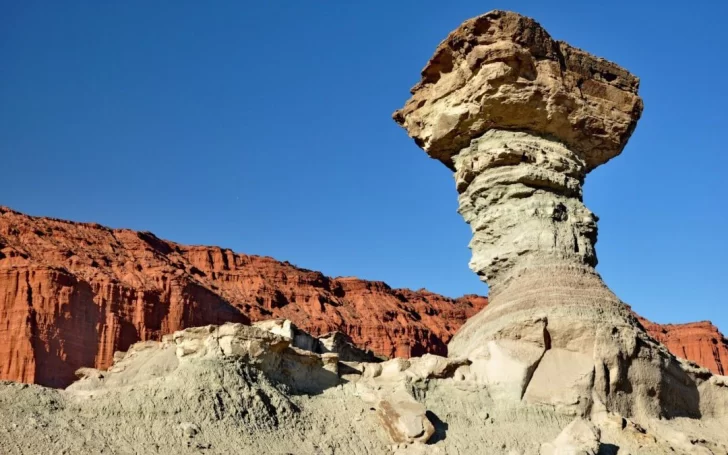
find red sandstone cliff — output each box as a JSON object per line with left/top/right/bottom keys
{"left": 638, "top": 317, "right": 727, "bottom": 376}
{"left": 0, "top": 206, "right": 486, "bottom": 387}
{"left": 1, "top": 206, "right": 725, "bottom": 388}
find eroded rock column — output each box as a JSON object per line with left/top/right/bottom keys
{"left": 394, "top": 10, "right": 710, "bottom": 420}
{"left": 450, "top": 129, "right": 635, "bottom": 353}
{"left": 455, "top": 129, "right": 597, "bottom": 292}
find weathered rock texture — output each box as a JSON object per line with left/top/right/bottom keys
{"left": 394, "top": 9, "right": 723, "bottom": 422}
{"left": 2, "top": 321, "right": 726, "bottom": 454}
{"left": 252, "top": 318, "right": 380, "bottom": 363}
{"left": 1, "top": 204, "right": 724, "bottom": 390}
{"left": 393, "top": 11, "right": 642, "bottom": 172}
{"left": 0, "top": 206, "right": 485, "bottom": 387}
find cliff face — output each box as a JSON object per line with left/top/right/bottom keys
{"left": 0, "top": 206, "right": 725, "bottom": 388}
{"left": 0, "top": 206, "right": 486, "bottom": 387}
{"left": 638, "top": 318, "right": 727, "bottom": 376}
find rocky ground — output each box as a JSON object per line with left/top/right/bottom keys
{"left": 0, "top": 322, "right": 725, "bottom": 454}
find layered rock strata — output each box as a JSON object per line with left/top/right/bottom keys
{"left": 0, "top": 206, "right": 485, "bottom": 387}
{"left": 1, "top": 206, "right": 726, "bottom": 390}
{"left": 394, "top": 9, "right": 723, "bottom": 421}
{"left": 1, "top": 203, "right": 725, "bottom": 391}
{"left": 638, "top": 317, "right": 728, "bottom": 376}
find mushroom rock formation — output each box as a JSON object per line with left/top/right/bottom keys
{"left": 394, "top": 10, "right": 723, "bottom": 421}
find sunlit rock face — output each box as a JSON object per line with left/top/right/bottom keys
{"left": 394, "top": 10, "right": 715, "bottom": 420}
{"left": 0, "top": 206, "right": 487, "bottom": 388}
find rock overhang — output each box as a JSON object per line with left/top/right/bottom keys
{"left": 393, "top": 10, "right": 644, "bottom": 172}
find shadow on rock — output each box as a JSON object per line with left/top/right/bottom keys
{"left": 660, "top": 359, "right": 702, "bottom": 419}
{"left": 425, "top": 410, "right": 448, "bottom": 444}
{"left": 598, "top": 443, "right": 619, "bottom": 455}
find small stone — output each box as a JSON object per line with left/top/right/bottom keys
{"left": 179, "top": 422, "right": 200, "bottom": 438}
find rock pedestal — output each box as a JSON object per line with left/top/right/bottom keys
{"left": 394, "top": 10, "right": 713, "bottom": 420}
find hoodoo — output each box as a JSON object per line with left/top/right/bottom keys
{"left": 394, "top": 10, "right": 722, "bottom": 421}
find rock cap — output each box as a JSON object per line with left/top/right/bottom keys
{"left": 393, "top": 10, "right": 643, "bottom": 170}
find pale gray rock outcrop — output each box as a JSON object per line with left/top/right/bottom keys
{"left": 253, "top": 318, "right": 379, "bottom": 362}
{"left": 1, "top": 320, "right": 726, "bottom": 454}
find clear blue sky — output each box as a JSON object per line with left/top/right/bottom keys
{"left": 2, "top": 1, "right": 726, "bottom": 333}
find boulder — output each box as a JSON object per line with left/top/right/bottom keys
{"left": 376, "top": 393, "right": 435, "bottom": 444}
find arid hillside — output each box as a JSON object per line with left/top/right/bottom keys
{"left": 0, "top": 206, "right": 486, "bottom": 387}
{"left": 0, "top": 206, "right": 725, "bottom": 387}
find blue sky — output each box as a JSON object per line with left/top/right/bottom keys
{"left": 1, "top": 1, "right": 726, "bottom": 333}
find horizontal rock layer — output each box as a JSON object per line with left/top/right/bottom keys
{"left": 637, "top": 316, "right": 728, "bottom": 376}
{"left": 393, "top": 9, "right": 643, "bottom": 170}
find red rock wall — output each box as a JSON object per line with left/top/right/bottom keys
{"left": 639, "top": 318, "right": 727, "bottom": 376}
{"left": 0, "top": 206, "right": 485, "bottom": 387}
{"left": 1, "top": 206, "right": 724, "bottom": 387}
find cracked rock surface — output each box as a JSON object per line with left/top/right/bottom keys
{"left": 393, "top": 10, "right": 643, "bottom": 171}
